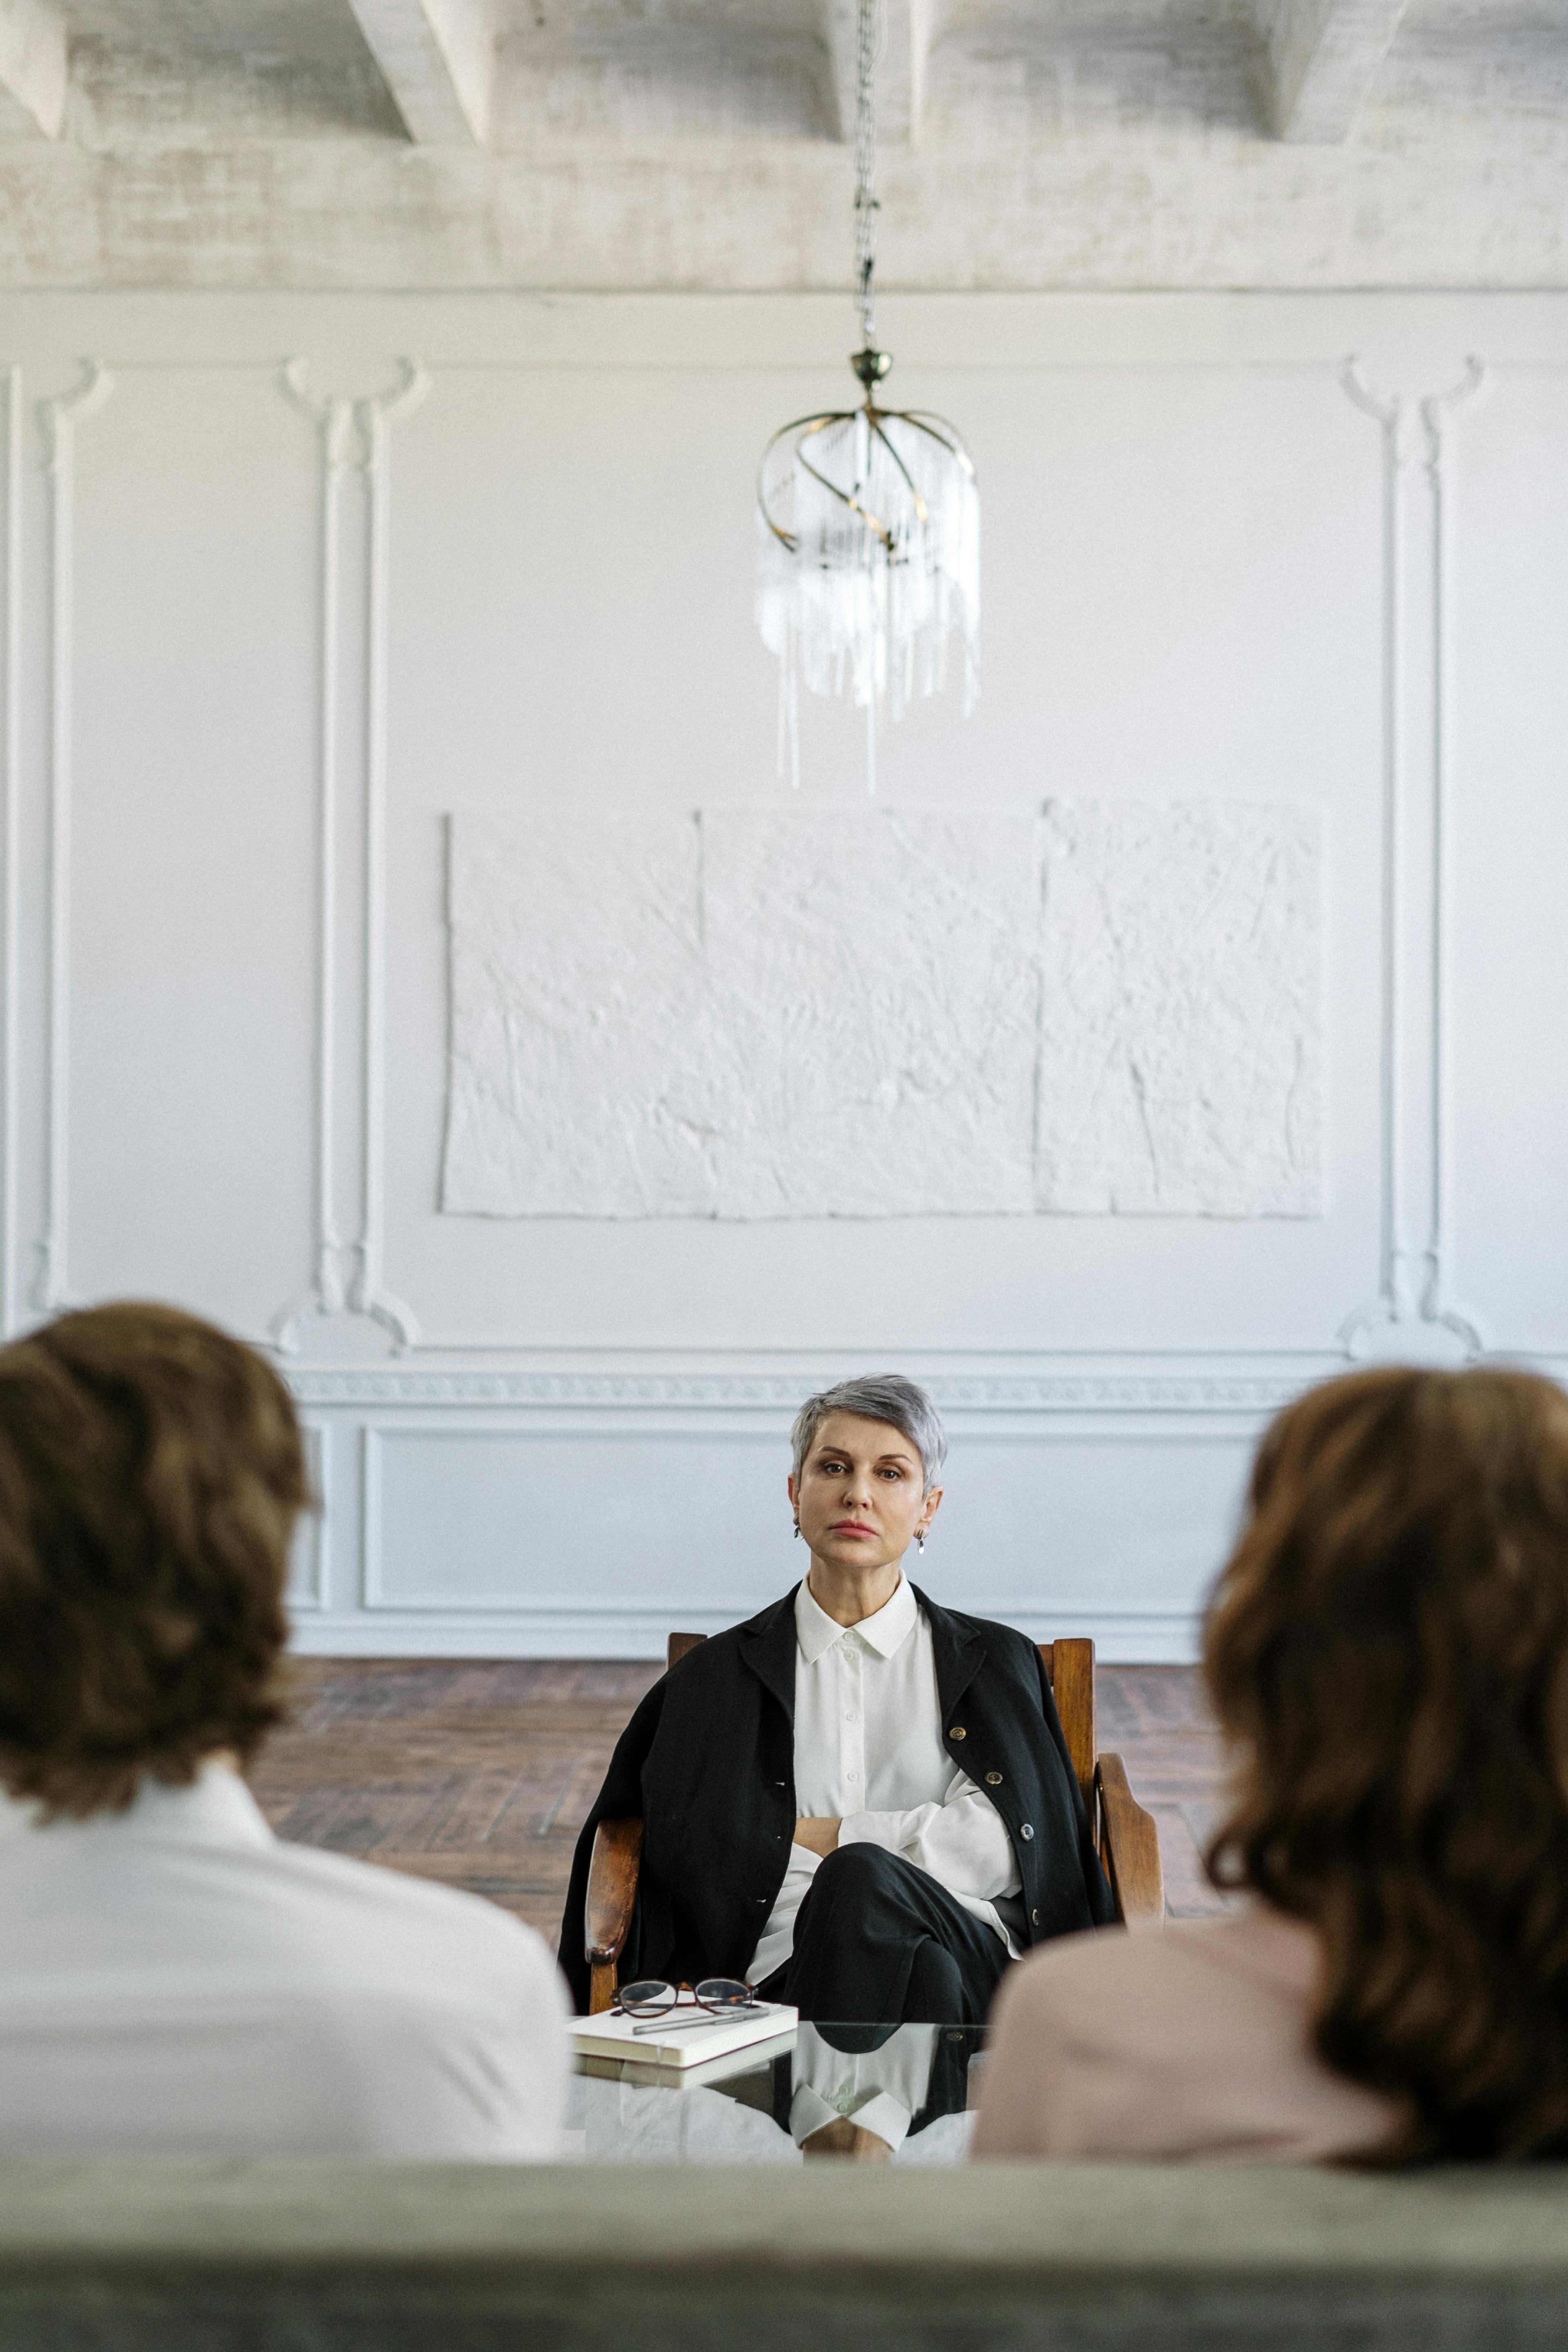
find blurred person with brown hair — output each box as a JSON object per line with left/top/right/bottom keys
{"left": 0, "top": 1302, "right": 568, "bottom": 2159}
{"left": 974, "top": 1364, "right": 1568, "bottom": 2165}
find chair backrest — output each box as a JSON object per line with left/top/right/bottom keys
{"left": 665, "top": 1628, "right": 1098, "bottom": 1820}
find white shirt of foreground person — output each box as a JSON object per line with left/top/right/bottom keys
{"left": 0, "top": 1760, "right": 570, "bottom": 2159}
{"left": 748, "top": 1573, "right": 1023, "bottom": 1987}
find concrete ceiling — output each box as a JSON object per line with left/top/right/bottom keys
{"left": 1, "top": 0, "right": 1566, "bottom": 287}
{"left": 9, "top": 0, "right": 1566, "bottom": 145}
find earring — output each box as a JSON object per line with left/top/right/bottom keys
{"left": 916, "top": 1529, "right": 926, "bottom": 1553}
{"left": 793, "top": 1520, "right": 801, "bottom": 1540}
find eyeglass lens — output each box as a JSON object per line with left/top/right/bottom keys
{"left": 617, "top": 1980, "right": 677, "bottom": 2016}
{"left": 694, "top": 1978, "right": 756, "bottom": 2012}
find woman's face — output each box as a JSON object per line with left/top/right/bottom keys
{"left": 788, "top": 1411, "right": 940, "bottom": 1574}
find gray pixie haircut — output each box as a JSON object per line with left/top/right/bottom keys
{"left": 790, "top": 1375, "right": 947, "bottom": 1493}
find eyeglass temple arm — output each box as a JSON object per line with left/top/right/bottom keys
{"left": 586, "top": 1817, "right": 644, "bottom": 2015}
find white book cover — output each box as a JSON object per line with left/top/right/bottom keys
{"left": 570, "top": 1999, "right": 798, "bottom": 2069}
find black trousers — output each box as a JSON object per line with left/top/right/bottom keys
{"left": 755, "top": 1843, "right": 1010, "bottom": 2030}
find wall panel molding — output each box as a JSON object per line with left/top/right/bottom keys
{"left": 1, "top": 363, "right": 20, "bottom": 1337}
{"left": 32, "top": 358, "right": 112, "bottom": 1317}
{"left": 289, "top": 1363, "right": 1322, "bottom": 1413}
{"left": 1336, "top": 354, "right": 1488, "bottom": 1362}
{"left": 271, "top": 357, "right": 428, "bottom": 1359}
{"left": 338, "top": 1402, "right": 1260, "bottom": 1665}
{"left": 349, "top": 362, "right": 427, "bottom": 1350}
{"left": 272, "top": 363, "right": 353, "bottom": 1346}
{"left": 1417, "top": 361, "right": 1488, "bottom": 1351}
{"left": 289, "top": 1605, "right": 1201, "bottom": 1664}
{"left": 287, "top": 1424, "right": 329, "bottom": 1613}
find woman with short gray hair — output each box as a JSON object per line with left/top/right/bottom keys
{"left": 560, "top": 1370, "right": 1112, "bottom": 2153}
{"left": 788, "top": 1372, "right": 948, "bottom": 1500}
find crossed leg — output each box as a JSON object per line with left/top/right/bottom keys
{"left": 754, "top": 1844, "right": 1011, "bottom": 2160}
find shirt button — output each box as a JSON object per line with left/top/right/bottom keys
{"left": 985, "top": 1771, "right": 1003, "bottom": 1786}
{"left": 1020, "top": 1823, "right": 1034, "bottom": 1840}
{"left": 845, "top": 1712, "right": 859, "bottom": 1724}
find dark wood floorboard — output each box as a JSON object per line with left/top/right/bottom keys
{"left": 249, "top": 1659, "right": 1229, "bottom": 1949}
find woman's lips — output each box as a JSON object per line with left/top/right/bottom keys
{"left": 830, "top": 1521, "right": 876, "bottom": 1537}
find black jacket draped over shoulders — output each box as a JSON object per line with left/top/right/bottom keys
{"left": 557, "top": 1582, "right": 1115, "bottom": 2014}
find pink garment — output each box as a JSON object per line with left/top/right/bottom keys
{"left": 971, "top": 1904, "right": 1397, "bottom": 2163}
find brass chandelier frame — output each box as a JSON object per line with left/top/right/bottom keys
{"left": 757, "top": 392, "right": 976, "bottom": 560}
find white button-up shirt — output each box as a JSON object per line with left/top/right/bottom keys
{"left": 0, "top": 1762, "right": 569, "bottom": 2159}
{"left": 747, "top": 1574, "right": 1023, "bottom": 1988}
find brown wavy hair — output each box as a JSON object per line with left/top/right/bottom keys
{"left": 0, "top": 1302, "right": 310, "bottom": 1817}
{"left": 1205, "top": 1364, "right": 1568, "bottom": 2163}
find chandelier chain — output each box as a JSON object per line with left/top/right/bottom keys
{"left": 854, "top": 0, "right": 881, "bottom": 352}
{"left": 754, "top": 0, "right": 977, "bottom": 791}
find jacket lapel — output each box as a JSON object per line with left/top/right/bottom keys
{"left": 737, "top": 1585, "right": 799, "bottom": 1722}
{"left": 912, "top": 1585, "right": 987, "bottom": 1718}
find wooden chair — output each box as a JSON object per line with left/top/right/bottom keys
{"left": 585, "top": 1632, "right": 1164, "bottom": 2013}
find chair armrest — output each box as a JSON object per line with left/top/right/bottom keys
{"left": 1096, "top": 1752, "right": 1163, "bottom": 1934}
{"left": 585, "top": 1817, "right": 644, "bottom": 2013}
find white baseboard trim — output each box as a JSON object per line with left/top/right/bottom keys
{"left": 286, "top": 1607, "right": 1201, "bottom": 1664}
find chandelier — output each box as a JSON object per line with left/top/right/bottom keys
{"left": 756, "top": 0, "right": 980, "bottom": 792}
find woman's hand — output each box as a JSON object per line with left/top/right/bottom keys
{"left": 793, "top": 1817, "right": 842, "bottom": 1858}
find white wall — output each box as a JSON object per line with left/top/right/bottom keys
{"left": 3, "top": 288, "right": 1566, "bottom": 1659}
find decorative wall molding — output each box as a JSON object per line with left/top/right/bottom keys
{"left": 289, "top": 1364, "right": 1314, "bottom": 1413}
{"left": 1336, "top": 355, "right": 1488, "bottom": 1363}
{"left": 1417, "top": 362, "right": 1488, "bottom": 1353}
{"left": 270, "top": 356, "right": 428, "bottom": 1357}
{"left": 1, "top": 365, "right": 20, "bottom": 1338}
{"left": 349, "top": 361, "right": 427, "bottom": 1352}
{"left": 272, "top": 362, "right": 353, "bottom": 1348}
{"left": 288, "top": 1604, "right": 1202, "bottom": 1664}
{"left": 32, "top": 360, "right": 113, "bottom": 1318}
{"left": 287, "top": 1424, "right": 329, "bottom": 1613}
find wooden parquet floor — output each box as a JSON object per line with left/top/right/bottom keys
{"left": 250, "top": 1659, "right": 1230, "bottom": 1951}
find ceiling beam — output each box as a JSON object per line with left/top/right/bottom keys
{"left": 345, "top": 0, "right": 494, "bottom": 144}
{"left": 1259, "top": 0, "right": 1411, "bottom": 142}
{"left": 0, "top": 0, "right": 67, "bottom": 139}
{"left": 823, "top": 0, "right": 933, "bottom": 147}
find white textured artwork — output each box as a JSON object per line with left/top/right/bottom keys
{"left": 1035, "top": 800, "right": 1321, "bottom": 1216}
{"left": 443, "top": 800, "right": 1321, "bottom": 1221}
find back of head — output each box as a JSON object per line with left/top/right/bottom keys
{"left": 1205, "top": 1364, "right": 1568, "bottom": 2162}
{"left": 0, "top": 1302, "right": 309, "bottom": 1818}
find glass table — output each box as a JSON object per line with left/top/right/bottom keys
{"left": 564, "top": 2019, "right": 985, "bottom": 2165}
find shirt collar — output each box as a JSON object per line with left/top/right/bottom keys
{"left": 795, "top": 1571, "right": 919, "bottom": 1664}
{"left": 0, "top": 1760, "right": 275, "bottom": 1852}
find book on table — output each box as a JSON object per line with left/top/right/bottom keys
{"left": 569, "top": 1997, "right": 798, "bottom": 2070}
